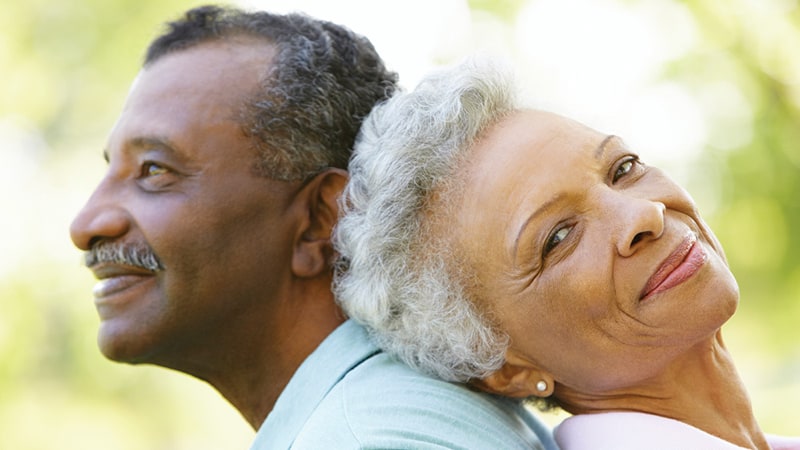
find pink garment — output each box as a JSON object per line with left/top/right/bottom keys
{"left": 554, "top": 411, "right": 800, "bottom": 450}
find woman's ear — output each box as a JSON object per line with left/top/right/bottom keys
{"left": 291, "top": 168, "right": 348, "bottom": 278}
{"left": 471, "top": 348, "right": 555, "bottom": 398}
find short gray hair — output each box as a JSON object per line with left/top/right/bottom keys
{"left": 145, "top": 5, "right": 398, "bottom": 181}
{"left": 333, "top": 59, "right": 520, "bottom": 382}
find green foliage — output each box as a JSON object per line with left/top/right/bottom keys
{"left": 1, "top": 0, "right": 212, "bottom": 148}
{"left": 670, "top": 0, "right": 800, "bottom": 433}
{"left": 675, "top": 0, "right": 800, "bottom": 344}
{"left": 468, "top": 0, "right": 528, "bottom": 21}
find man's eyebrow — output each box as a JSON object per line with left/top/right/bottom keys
{"left": 130, "top": 136, "right": 180, "bottom": 154}
{"left": 102, "top": 136, "right": 182, "bottom": 163}
{"left": 512, "top": 192, "right": 565, "bottom": 262}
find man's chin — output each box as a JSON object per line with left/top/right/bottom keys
{"left": 97, "top": 324, "right": 154, "bottom": 364}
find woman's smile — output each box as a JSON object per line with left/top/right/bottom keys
{"left": 640, "top": 233, "right": 708, "bottom": 301}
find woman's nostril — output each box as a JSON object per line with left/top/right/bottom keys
{"left": 631, "top": 231, "right": 647, "bottom": 247}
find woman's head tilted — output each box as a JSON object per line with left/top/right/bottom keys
{"left": 333, "top": 59, "right": 740, "bottom": 411}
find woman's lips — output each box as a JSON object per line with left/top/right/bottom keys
{"left": 640, "top": 234, "right": 708, "bottom": 300}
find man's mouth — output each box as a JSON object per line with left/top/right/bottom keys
{"left": 93, "top": 274, "right": 152, "bottom": 298}
{"left": 90, "top": 263, "right": 156, "bottom": 301}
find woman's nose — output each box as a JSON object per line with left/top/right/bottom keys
{"left": 613, "top": 196, "right": 666, "bottom": 257}
{"left": 69, "top": 181, "right": 130, "bottom": 251}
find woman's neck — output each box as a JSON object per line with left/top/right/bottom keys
{"left": 559, "top": 331, "right": 769, "bottom": 449}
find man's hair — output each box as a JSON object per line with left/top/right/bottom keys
{"left": 145, "top": 4, "right": 398, "bottom": 181}
{"left": 333, "top": 59, "right": 520, "bottom": 383}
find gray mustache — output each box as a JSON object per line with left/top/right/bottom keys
{"left": 84, "top": 241, "right": 164, "bottom": 272}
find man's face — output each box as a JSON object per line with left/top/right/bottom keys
{"left": 452, "top": 109, "right": 738, "bottom": 395}
{"left": 70, "top": 40, "right": 304, "bottom": 365}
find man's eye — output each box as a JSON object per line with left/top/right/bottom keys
{"left": 544, "top": 225, "right": 572, "bottom": 256}
{"left": 613, "top": 157, "right": 639, "bottom": 183}
{"left": 142, "top": 162, "right": 168, "bottom": 177}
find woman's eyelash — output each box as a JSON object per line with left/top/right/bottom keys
{"left": 540, "top": 156, "right": 641, "bottom": 259}
{"left": 543, "top": 225, "right": 572, "bottom": 256}
{"left": 613, "top": 156, "right": 640, "bottom": 182}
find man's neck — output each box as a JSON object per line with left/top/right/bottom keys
{"left": 150, "top": 285, "right": 346, "bottom": 429}
{"left": 222, "top": 307, "right": 346, "bottom": 428}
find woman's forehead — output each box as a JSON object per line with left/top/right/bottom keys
{"left": 465, "top": 109, "right": 610, "bottom": 179}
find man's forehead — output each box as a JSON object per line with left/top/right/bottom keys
{"left": 107, "top": 42, "right": 273, "bottom": 161}
{"left": 143, "top": 37, "right": 277, "bottom": 76}
{"left": 125, "top": 41, "right": 276, "bottom": 110}
{"left": 127, "top": 72, "right": 144, "bottom": 96}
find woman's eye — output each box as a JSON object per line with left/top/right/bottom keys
{"left": 613, "top": 157, "right": 639, "bottom": 182}
{"left": 544, "top": 225, "right": 572, "bottom": 256}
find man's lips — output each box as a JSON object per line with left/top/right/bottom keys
{"left": 89, "top": 263, "right": 155, "bottom": 299}
{"left": 640, "top": 234, "right": 708, "bottom": 300}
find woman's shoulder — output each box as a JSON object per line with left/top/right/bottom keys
{"left": 767, "top": 434, "right": 800, "bottom": 450}
{"left": 554, "top": 411, "right": 748, "bottom": 450}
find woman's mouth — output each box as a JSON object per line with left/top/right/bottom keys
{"left": 640, "top": 234, "right": 708, "bottom": 300}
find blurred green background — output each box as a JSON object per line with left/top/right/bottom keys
{"left": 1, "top": 0, "right": 797, "bottom": 448}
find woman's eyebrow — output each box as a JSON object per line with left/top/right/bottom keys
{"left": 511, "top": 134, "right": 623, "bottom": 262}
{"left": 512, "top": 192, "right": 565, "bottom": 261}
{"left": 594, "top": 134, "right": 619, "bottom": 159}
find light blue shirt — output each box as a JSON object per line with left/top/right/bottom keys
{"left": 251, "top": 320, "right": 558, "bottom": 449}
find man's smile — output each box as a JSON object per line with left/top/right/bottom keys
{"left": 90, "top": 262, "right": 157, "bottom": 308}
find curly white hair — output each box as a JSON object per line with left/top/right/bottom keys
{"left": 333, "top": 59, "right": 523, "bottom": 382}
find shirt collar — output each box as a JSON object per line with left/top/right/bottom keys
{"left": 252, "top": 320, "right": 378, "bottom": 449}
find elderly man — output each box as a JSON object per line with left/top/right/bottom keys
{"left": 69, "top": 4, "right": 556, "bottom": 449}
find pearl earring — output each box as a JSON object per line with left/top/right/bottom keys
{"left": 536, "top": 380, "right": 547, "bottom": 392}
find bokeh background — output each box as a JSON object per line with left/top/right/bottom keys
{"left": 1, "top": 0, "right": 797, "bottom": 448}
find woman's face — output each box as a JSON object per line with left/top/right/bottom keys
{"left": 452, "top": 109, "right": 739, "bottom": 396}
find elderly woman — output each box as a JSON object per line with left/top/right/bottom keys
{"left": 333, "top": 60, "right": 800, "bottom": 449}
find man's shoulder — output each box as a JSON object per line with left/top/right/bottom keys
{"left": 338, "top": 350, "right": 506, "bottom": 402}
{"left": 293, "top": 352, "right": 553, "bottom": 449}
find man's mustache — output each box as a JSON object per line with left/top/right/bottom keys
{"left": 84, "top": 241, "right": 164, "bottom": 272}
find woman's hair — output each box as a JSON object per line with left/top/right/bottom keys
{"left": 333, "top": 59, "right": 521, "bottom": 382}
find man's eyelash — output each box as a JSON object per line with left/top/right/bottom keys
{"left": 141, "top": 162, "right": 169, "bottom": 177}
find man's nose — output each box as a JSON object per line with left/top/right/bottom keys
{"left": 69, "top": 179, "right": 130, "bottom": 252}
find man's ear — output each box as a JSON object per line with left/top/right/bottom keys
{"left": 291, "top": 168, "right": 348, "bottom": 278}
{"left": 471, "top": 348, "right": 554, "bottom": 398}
